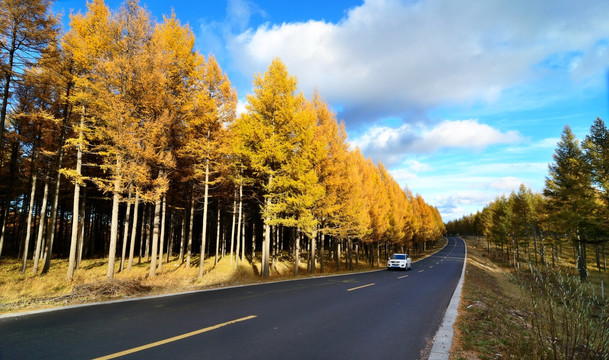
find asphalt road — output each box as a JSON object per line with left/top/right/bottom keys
{"left": 0, "top": 237, "right": 465, "bottom": 360}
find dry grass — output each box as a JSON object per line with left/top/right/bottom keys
{"left": 0, "top": 240, "right": 448, "bottom": 315}
{"left": 451, "top": 236, "right": 609, "bottom": 360}
{"left": 450, "top": 237, "right": 530, "bottom": 360}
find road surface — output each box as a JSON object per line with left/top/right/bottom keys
{"left": 0, "top": 237, "right": 465, "bottom": 360}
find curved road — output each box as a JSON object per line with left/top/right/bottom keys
{"left": 0, "top": 237, "right": 465, "bottom": 360}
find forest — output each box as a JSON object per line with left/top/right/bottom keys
{"left": 446, "top": 119, "right": 609, "bottom": 282}
{"left": 0, "top": 0, "right": 445, "bottom": 283}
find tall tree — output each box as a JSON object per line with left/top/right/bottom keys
{"left": 509, "top": 184, "right": 534, "bottom": 267}
{"left": 0, "top": 0, "right": 58, "bottom": 153}
{"left": 61, "top": 0, "right": 111, "bottom": 281}
{"left": 234, "top": 58, "right": 322, "bottom": 278}
{"left": 544, "top": 125, "right": 598, "bottom": 281}
{"left": 89, "top": 0, "right": 154, "bottom": 279}
{"left": 182, "top": 54, "right": 236, "bottom": 278}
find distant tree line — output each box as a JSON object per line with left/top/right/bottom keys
{"left": 0, "top": 0, "right": 445, "bottom": 281}
{"left": 447, "top": 119, "right": 609, "bottom": 281}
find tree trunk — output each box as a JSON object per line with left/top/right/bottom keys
{"left": 67, "top": 108, "right": 85, "bottom": 280}
{"left": 234, "top": 215, "right": 241, "bottom": 269}
{"left": 262, "top": 178, "right": 271, "bottom": 278}
{"left": 251, "top": 222, "right": 256, "bottom": 263}
{"left": 603, "top": 242, "right": 606, "bottom": 272}
{"left": 186, "top": 193, "right": 194, "bottom": 268}
{"left": 273, "top": 226, "right": 279, "bottom": 270}
{"left": 167, "top": 210, "right": 174, "bottom": 263}
{"left": 234, "top": 179, "right": 243, "bottom": 270}
{"left": 230, "top": 188, "right": 237, "bottom": 265}
{"left": 32, "top": 175, "right": 50, "bottom": 274}
{"left": 199, "top": 160, "right": 210, "bottom": 279}
{"left": 178, "top": 209, "right": 185, "bottom": 264}
{"left": 320, "top": 232, "right": 325, "bottom": 273}
{"left": 215, "top": 204, "right": 221, "bottom": 267}
{"left": 309, "top": 229, "right": 317, "bottom": 274}
{"left": 158, "top": 194, "right": 167, "bottom": 271}
{"left": 145, "top": 204, "right": 153, "bottom": 262}
{"left": 41, "top": 161, "right": 62, "bottom": 275}
{"left": 294, "top": 228, "right": 300, "bottom": 277}
{"left": 537, "top": 229, "right": 545, "bottom": 266}
{"left": 576, "top": 238, "right": 587, "bottom": 282}
{"left": 306, "top": 235, "right": 311, "bottom": 272}
{"left": 376, "top": 242, "right": 381, "bottom": 267}
{"left": 222, "top": 221, "right": 226, "bottom": 257}
{"left": 262, "top": 220, "right": 270, "bottom": 277}
{"left": 119, "top": 191, "right": 132, "bottom": 273}
{"left": 76, "top": 188, "right": 86, "bottom": 268}
{"left": 148, "top": 196, "right": 162, "bottom": 277}
{"left": 241, "top": 218, "right": 245, "bottom": 263}
{"left": 21, "top": 172, "right": 37, "bottom": 273}
{"left": 336, "top": 239, "right": 341, "bottom": 271}
{"left": 139, "top": 204, "right": 147, "bottom": 264}
{"left": 127, "top": 190, "right": 139, "bottom": 271}
{"left": 106, "top": 158, "right": 122, "bottom": 279}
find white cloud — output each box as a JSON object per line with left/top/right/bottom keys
{"left": 387, "top": 159, "right": 549, "bottom": 221}
{"left": 416, "top": 120, "right": 522, "bottom": 152}
{"left": 403, "top": 159, "right": 431, "bottom": 173}
{"left": 350, "top": 119, "right": 522, "bottom": 165}
{"left": 489, "top": 177, "right": 526, "bottom": 192}
{"left": 226, "top": 0, "right": 609, "bottom": 124}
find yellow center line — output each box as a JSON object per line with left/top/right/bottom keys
{"left": 347, "top": 283, "right": 375, "bottom": 292}
{"left": 397, "top": 275, "right": 409, "bottom": 279}
{"left": 418, "top": 270, "right": 424, "bottom": 273}
{"left": 93, "top": 315, "right": 258, "bottom": 360}
{"left": 429, "top": 265, "right": 433, "bottom": 269}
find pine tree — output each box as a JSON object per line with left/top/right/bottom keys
{"left": 544, "top": 125, "right": 598, "bottom": 281}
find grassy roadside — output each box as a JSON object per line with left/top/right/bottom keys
{"left": 451, "top": 237, "right": 609, "bottom": 359}
{"left": 0, "top": 239, "right": 446, "bottom": 315}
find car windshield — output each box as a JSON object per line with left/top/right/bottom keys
{"left": 392, "top": 254, "right": 406, "bottom": 260}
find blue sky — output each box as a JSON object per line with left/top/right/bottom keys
{"left": 54, "top": 0, "right": 609, "bottom": 221}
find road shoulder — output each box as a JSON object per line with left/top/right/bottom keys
{"left": 428, "top": 237, "right": 467, "bottom": 360}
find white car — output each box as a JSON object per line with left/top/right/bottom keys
{"left": 387, "top": 253, "right": 412, "bottom": 270}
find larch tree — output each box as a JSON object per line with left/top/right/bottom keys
{"left": 89, "top": 0, "right": 155, "bottom": 279}
{"left": 61, "top": 0, "right": 112, "bottom": 281}
{"left": 488, "top": 195, "right": 511, "bottom": 257}
{"left": 9, "top": 68, "right": 58, "bottom": 271}
{"left": 279, "top": 99, "right": 324, "bottom": 276}
{"left": 0, "top": 0, "right": 58, "bottom": 156}
{"left": 362, "top": 159, "right": 390, "bottom": 265}
{"left": 0, "top": 0, "right": 58, "bottom": 261}
{"left": 509, "top": 184, "right": 534, "bottom": 268}
{"left": 234, "top": 58, "right": 322, "bottom": 278}
{"left": 140, "top": 12, "right": 202, "bottom": 278}
{"left": 310, "top": 91, "right": 357, "bottom": 271}
{"left": 182, "top": 54, "right": 236, "bottom": 278}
